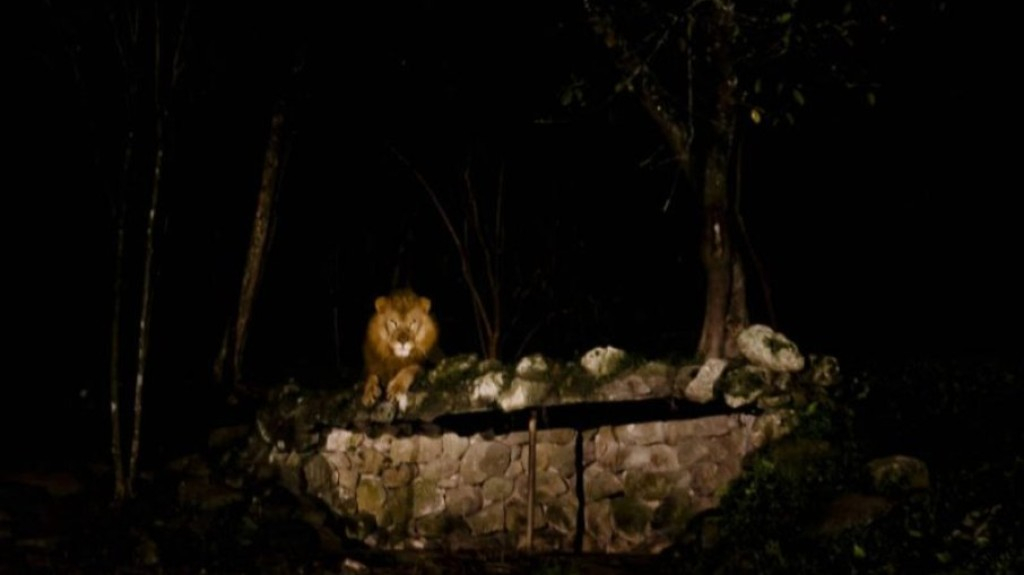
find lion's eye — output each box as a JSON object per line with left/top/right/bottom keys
{"left": 387, "top": 319, "right": 397, "bottom": 331}
{"left": 410, "top": 319, "right": 419, "bottom": 330}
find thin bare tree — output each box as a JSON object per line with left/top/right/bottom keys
{"left": 214, "top": 109, "right": 286, "bottom": 388}
{"left": 102, "top": 1, "right": 188, "bottom": 501}
{"left": 390, "top": 148, "right": 506, "bottom": 359}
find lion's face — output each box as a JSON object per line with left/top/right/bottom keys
{"left": 369, "top": 290, "right": 438, "bottom": 361}
{"left": 381, "top": 309, "right": 427, "bottom": 358}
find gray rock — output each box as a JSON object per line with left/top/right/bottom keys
{"left": 390, "top": 437, "right": 418, "bottom": 463}
{"left": 745, "top": 409, "right": 795, "bottom": 449}
{"left": 536, "top": 441, "right": 576, "bottom": 476}
{"left": 546, "top": 501, "right": 579, "bottom": 535}
{"left": 381, "top": 463, "right": 414, "bottom": 488}
{"left": 580, "top": 346, "right": 627, "bottom": 377}
{"left": 614, "top": 421, "right": 665, "bottom": 446}
{"left": 685, "top": 358, "right": 727, "bottom": 403}
{"left": 354, "top": 448, "right": 385, "bottom": 475}
{"left": 737, "top": 324, "right": 805, "bottom": 372}
{"left": 505, "top": 501, "right": 546, "bottom": 533}
{"left": 664, "top": 415, "right": 736, "bottom": 441}
{"left": 807, "top": 354, "right": 841, "bottom": 387}
{"left": 442, "top": 433, "right": 470, "bottom": 459}
{"left": 303, "top": 455, "right": 335, "bottom": 498}
{"left": 583, "top": 464, "right": 624, "bottom": 501}
{"left": 411, "top": 477, "right": 445, "bottom": 518}
{"left": 461, "top": 440, "right": 512, "bottom": 485}
{"left": 593, "top": 427, "right": 619, "bottom": 468}
{"left": 466, "top": 503, "right": 506, "bottom": 535}
{"left": 611, "top": 496, "right": 653, "bottom": 536}
{"left": 413, "top": 512, "right": 446, "bottom": 536}
{"left": 470, "top": 371, "right": 506, "bottom": 404}
{"left": 325, "top": 429, "right": 362, "bottom": 452}
{"left": 418, "top": 455, "right": 460, "bottom": 482}
{"left": 445, "top": 485, "right": 483, "bottom": 516}
{"left": 869, "top": 455, "right": 930, "bottom": 494}
{"left": 620, "top": 445, "right": 680, "bottom": 472}
{"left": 623, "top": 470, "right": 676, "bottom": 502}
{"left": 817, "top": 493, "right": 894, "bottom": 535}
{"left": 515, "top": 354, "right": 550, "bottom": 378}
{"left": 674, "top": 438, "right": 712, "bottom": 468}
{"left": 498, "top": 378, "right": 551, "bottom": 411}
{"left": 535, "top": 469, "right": 570, "bottom": 503}
{"left": 356, "top": 476, "right": 387, "bottom": 524}
{"left": 414, "top": 436, "right": 443, "bottom": 463}
{"left": 538, "top": 428, "right": 577, "bottom": 445}
{"left": 481, "top": 476, "right": 514, "bottom": 502}
{"left": 336, "top": 466, "right": 359, "bottom": 493}
{"left": 650, "top": 491, "right": 695, "bottom": 531}
{"left": 383, "top": 484, "right": 413, "bottom": 529}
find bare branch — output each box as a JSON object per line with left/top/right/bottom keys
{"left": 585, "top": 3, "right": 693, "bottom": 175}
{"left": 171, "top": 2, "right": 190, "bottom": 87}
{"left": 389, "top": 147, "right": 495, "bottom": 355}
{"left": 110, "top": 214, "right": 126, "bottom": 502}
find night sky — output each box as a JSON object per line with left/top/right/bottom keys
{"left": 9, "top": 1, "right": 1020, "bottom": 461}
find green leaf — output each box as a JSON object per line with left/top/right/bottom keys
{"left": 792, "top": 87, "right": 805, "bottom": 106}
{"left": 866, "top": 91, "right": 876, "bottom": 106}
{"left": 853, "top": 543, "right": 866, "bottom": 559}
{"left": 777, "top": 12, "right": 792, "bottom": 24}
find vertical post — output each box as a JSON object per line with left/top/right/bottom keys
{"left": 527, "top": 409, "right": 537, "bottom": 552}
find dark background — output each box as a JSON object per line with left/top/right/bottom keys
{"left": 8, "top": 1, "right": 1020, "bottom": 464}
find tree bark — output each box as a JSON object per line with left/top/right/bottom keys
{"left": 215, "top": 110, "right": 284, "bottom": 387}
{"left": 127, "top": 110, "right": 161, "bottom": 499}
{"left": 589, "top": 0, "right": 749, "bottom": 359}
{"left": 110, "top": 205, "right": 127, "bottom": 501}
{"left": 696, "top": 0, "right": 748, "bottom": 359}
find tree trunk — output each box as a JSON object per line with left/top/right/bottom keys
{"left": 697, "top": 0, "right": 748, "bottom": 359}
{"left": 587, "top": 0, "right": 750, "bottom": 359}
{"left": 127, "top": 107, "right": 162, "bottom": 499}
{"left": 110, "top": 205, "right": 127, "bottom": 501}
{"left": 215, "top": 109, "right": 284, "bottom": 387}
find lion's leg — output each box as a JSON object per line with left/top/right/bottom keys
{"left": 386, "top": 365, "right": 422, "bottom": 400}
{"left": 362, "top": 374, "right": 382, "bottom": 406}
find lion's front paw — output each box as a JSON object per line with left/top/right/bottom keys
{"left": 385, "top": 366, "right": 420, "bottom": 402}
{"left": 362, "top": 376, "right": 381, "bottom": 406}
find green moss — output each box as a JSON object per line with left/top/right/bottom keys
{"left": 623, "top": 471, "right": 675, "bottom": 501}
{"left": 611, "top": 496, "right": 652, "bottom": 535}
{"left": 545, "top": 361, "right": 600, "bottom": 397}
{"left": 651, "top": 492, "right": 695, "bottom": 532}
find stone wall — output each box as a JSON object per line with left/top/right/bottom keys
{"left": 582, "top": 415, "right": 774, "bottom": 553}
{"left": 304, "top": 427, "right": 579, "bottom": 551}
{"left": 290, "top": 412, "right": 787, "bottom": 553}
{"left": 263, "top": 337, "right": 835, "bottom": 553}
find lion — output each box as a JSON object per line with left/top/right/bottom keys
{"left": 361, "top": 288, "right": 440, "bottom": 406}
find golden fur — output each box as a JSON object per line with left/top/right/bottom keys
{"left": 361, "top": 289, "right": 439, "bottom": 406}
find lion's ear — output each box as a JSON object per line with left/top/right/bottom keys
{"left": 418, "top": 297, "right": 431, "bottom": 313}
{"left": 375, "top": 296, "right": 389, "bottom": 313}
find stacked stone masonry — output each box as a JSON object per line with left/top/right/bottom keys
{"left": 304, "top": 413, "right": 780, "bottom": 553}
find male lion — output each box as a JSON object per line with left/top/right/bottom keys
{"left": 361, "top": 288, "right": 440, "bottom": 406}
